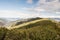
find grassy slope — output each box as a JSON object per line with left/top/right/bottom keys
{"left": 0, "top": 27, "right": 8, "bottom": 40}
{"left": 6, "top": 18, "right": 49, "bottom": 29}
{"left": 0, "top": 19, "right": 60, "bottom": 40}
{"left": 4, "top": 19, "right": 60, "bottom": 40}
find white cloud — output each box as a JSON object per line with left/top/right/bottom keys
{"left": 37, "top": 0, "right": 60, "bottom": 12}
{"left": 34, "top": 7, "right": 45, "bottom": 12}
{"left": 24, "top": 0, "right": 60, "bottom": 13}
{"left": 1, "top": 0, "right": 59, "bottom": 18}
{"left": 27, "top": 0, "right": 33, "bottom": 4}
{"left": 0, "top": 10, "right": 40, "bottom": 18}
{"left": 56, "top": 12, "right": 60, "bottom": 14}
{"left": 22, "top": 7, "right": 45, "bottom": 12}
{"left": 23, "top": 0, "right": 60, "bottom": 18}
{"left": 39, "top": 16, "right": 60, "bottom": 18}
{"left": 0, "top": 10, "right": 59, "bottom": 18}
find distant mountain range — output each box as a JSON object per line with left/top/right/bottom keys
{"left": 53, "top": 18, "right": 60, "bottom": 21}
{"left": 0, "top": 18, "right": 60, "bottom": 22}
{"left": 50, "top": 18, "right": 60, "bottom": 21}
{"left": 1, "top": 17, "right": 60, "bottom": 40}
{"left": 0, "top": 18, "right": 20, "bottom": 27}
{"left": 0, "top": 17, "right": 60, "bottom": 27}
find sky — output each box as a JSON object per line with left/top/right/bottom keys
{"left": 0, "top": 0, "right": 60, "bottom": 18}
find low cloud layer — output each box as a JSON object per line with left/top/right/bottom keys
{"left": 0, "top": 0, "right": 60, "bottom": 18}
{"left": 0, "top": 10, "right": 40, "bottom": 18}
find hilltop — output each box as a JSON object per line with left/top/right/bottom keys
{"left": 6, "top": 17, "right": 42, "bottom": 29}
{"left": 0, "top": 18, "right": 60, "bottom": 40}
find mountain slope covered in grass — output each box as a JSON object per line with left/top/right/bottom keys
{"left": 6, "top": 17, "right": 42, "bottom": 29}
{"left": 0, "top": 18, "right": 60, "bottom": 40}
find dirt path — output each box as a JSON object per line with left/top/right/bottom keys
{"left": 6, "top": 19, "right": 48, "bottom": 30}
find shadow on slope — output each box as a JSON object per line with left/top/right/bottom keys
{"left": 0, "top": 27, "right": 8, "bottom": 40}
{"left": 4, "top": 20, "right": 60, "bottom": 40}
{"left": 14, "top": 17, "right": 42, "bottom": 26}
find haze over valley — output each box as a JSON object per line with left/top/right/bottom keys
{"left": 0, "top": 0, "right": 60, "bottom": 40}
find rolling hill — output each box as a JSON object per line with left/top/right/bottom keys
{"left": 0, "top": 18, "right": 60, "bottom": 40}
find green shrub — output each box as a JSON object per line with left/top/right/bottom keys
{"left": 0, "top": 20, "right": 60, "bottom": 40}
{"left": 0, "top": 27, "right": 8, "bottom": 40}
{"left": 4, "top": 20, "right": 60, "bottom": 40}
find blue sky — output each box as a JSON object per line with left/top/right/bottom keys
{"left": 0, "top": 0, "right": 36, "bottom": 10}
{"left": 0, "top": 0, "right": 60, "bottom": 18}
